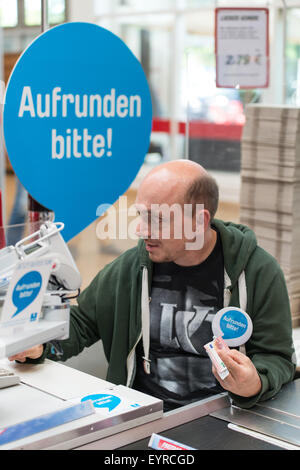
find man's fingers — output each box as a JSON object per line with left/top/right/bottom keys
{"left": 216, "top": 345, "right": 246, "bottom": 364}
{"left": 216, "top": 349, "right": 243, "bottom": 376}
{"left": 212, "top": 364, "right": 235, "bottom": 390}
{"left": 25, "top": 346, "right": 43, "bottom": 358}
{"left": 8, "top": 353, "right": 26, "bottom": 361}
{"left": 9, "top": 353, "right": 28, "bottom": 362}
{"left": 224, "top": 348, "right": 246, "bottom": 364}
{"left": 8, "top": 345, "right": 43, "bottom": 362}
{"left": 212, "top": 344, "right": 262, "bottom": 397}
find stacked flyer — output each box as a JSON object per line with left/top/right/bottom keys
{"left": 240, "top": 104, "right": 300, "bottom": 327}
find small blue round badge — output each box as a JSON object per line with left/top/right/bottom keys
{"left": 3, "top": 22, "right": 152, "bottom": 241}
{"left": 212, "top": 307, "right": 253, "bottom": 347}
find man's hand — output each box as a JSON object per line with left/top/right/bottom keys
{"left": 213, "top": 341, "right": 262, "bottom": 397}
{"left": 8, "top": 344, "right": 44, "bottom": 363}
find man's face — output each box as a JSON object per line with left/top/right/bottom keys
{"left": 135, "top": 204, "right": 187, "bottom": 263}
{"left": 135, "top": 179, "right": 205, "bottom": 264}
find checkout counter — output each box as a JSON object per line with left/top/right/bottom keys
{"left": 0, "top": 357, "right": 299, "bottom": 451}
{"left": 0, "top": 222, "right": 299, "bottom": 451}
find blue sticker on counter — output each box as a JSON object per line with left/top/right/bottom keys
{"left": 81, "top": 393, "right": 121, "bottom": 412}
{"left": 212, "top": 307, "right": 253, "bottom": 347}
{"left": 3, "top": 22, "right": 152, "bottom": 241}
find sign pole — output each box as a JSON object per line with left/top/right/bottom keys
{"left": 41, "top": 0, "right": 49, "bottom": 33}
{"left": 27, "top": 0, "right": 53, "bottom": 234}
{"left": 0, "top": 27, "right": 5, "bottom": 230}
{"left": 281, "top": 0, "right": 287, "bottom": 104}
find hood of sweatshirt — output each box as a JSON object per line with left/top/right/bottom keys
{"left": 212, "top": 219, "right": 257, "bottom": 287}
{"left": 137, "top": 218, "right": 258, "bottom": 288}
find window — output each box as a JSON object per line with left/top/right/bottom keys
{"left": 0, "top": 0, "right": 67, "bottom": 28}
{"left": 286, "top": 8, "right": 300, "bottom": 105}
{"left": 0, "top": 0, "right": 18, "bottom": 27}
{"left": 24, "top": 0, "right": 66, "bottom": 26}
{"left": 24, "top": 0, "right": 41, "bottom": 26}
{"left": 116, "top": 0, "right": 175, "bottom": 12}
{"left": 48, "top": 0, "right": 65, "bottom": 24}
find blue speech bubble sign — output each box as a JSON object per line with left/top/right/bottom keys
{"left": 212, "top": 307, "right": 253, "bottom": 347}
{"left": 219, "top": 310, "right": 248, "bottom": 340}
{"left": 3, "top": 22, "right": 152, "bottom": 241}
{"left": 81, "top": 394, "right": 121, "bottom": 412}
{"left": 12, "top": 270, "right": 42, "bottom": 318}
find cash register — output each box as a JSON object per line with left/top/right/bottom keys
{"left": 0, "top": 222, "right": 163, "bottom": 450}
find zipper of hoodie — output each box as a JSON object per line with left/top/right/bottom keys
{"left": 126, "top": 332, "right": 142, "bottom": 387}
{"left": 224, "top": 268, "right": 231, "bottom": 307}
{"left": 126, "top": 263, "right": 151, "bottom": 387}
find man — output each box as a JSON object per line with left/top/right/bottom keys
{"left": 10, "top": 160, "right": 296, "bottom": 411}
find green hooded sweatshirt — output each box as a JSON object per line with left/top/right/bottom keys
{"left": 41, "top": 219, "right": 296, "bottom": 409}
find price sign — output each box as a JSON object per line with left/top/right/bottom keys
{"left": 215, "top": 8, "right": 269, "bottom": 89}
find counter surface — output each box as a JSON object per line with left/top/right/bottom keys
{"left": 0, "top": 357, "right": 299, "bottom": 451}
{"left": 119, "top": 415, "right": 282, "bottom": 450}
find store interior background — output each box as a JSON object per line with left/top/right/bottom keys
{"left": 1, "top": 0, "right": 300, "bottom": 379}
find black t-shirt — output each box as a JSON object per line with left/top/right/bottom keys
{"left": 133, "top": 230, "right": 225, "bottom": 411}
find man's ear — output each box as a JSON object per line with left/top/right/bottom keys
{"left": 195, "top": 208, "right": 210, "bottom": 233}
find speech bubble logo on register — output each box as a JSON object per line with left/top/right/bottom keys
{"left": 212, "top": 307, "right": 253, "bottom": 347}
{"left": 12, "top": 271, "right": 42, "bottom": 318}
{"left": 3, "top": 22, "right": 152, "bottom": 242}
{"left": 81, "top": 394, "right": 121, "bottom": 412}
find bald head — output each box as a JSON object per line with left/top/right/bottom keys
{"left": 145, "top": 159, "right": 208, "bottom": 178}
{"left": 137, "top": 159, "right": 219, "bottom": 220}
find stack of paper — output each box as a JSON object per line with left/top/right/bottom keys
{"left": 240, "top": 104, "right": 300, "bottom": 327}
